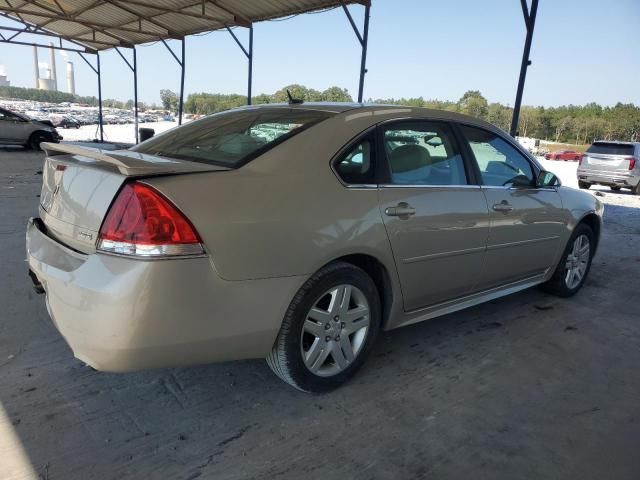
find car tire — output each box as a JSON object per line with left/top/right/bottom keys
{"left": 541, "top": 223, "right": 594, "bottom": 298}
{"left": 578, "top": 181, "right": 591, "bottom": 190}
{"left": 610, "top": 186, "right": 621, "bottom": 191}
{"left": 28, "top": 132, "right": 50, "bottom": 151}
{"left": 266, "top": 261, "right": 381, "bottom": 393}
{"left": 633, "top": 182, "right": 640, "bottom": 195}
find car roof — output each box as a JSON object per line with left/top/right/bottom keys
{"left": 235, "top": 102, "right": 503, "bottom": 132}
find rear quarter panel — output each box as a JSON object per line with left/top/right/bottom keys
{"left": 144, "top": 109, "right": 409, "bottom": 282}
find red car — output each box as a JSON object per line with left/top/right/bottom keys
{"left": 545, "top": 150, "right": 584, "bottom": 161}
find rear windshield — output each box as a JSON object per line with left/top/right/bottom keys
{"left": 586, "top": 142, "right": 635, "bottom": 156}
{"left": 131, "top": 108, "right": 334, "bottom": 167}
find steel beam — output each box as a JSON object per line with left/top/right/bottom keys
{"left": 115, "top": 46, "right": 139, "bottom": 143}
{"left": 510, "top": 0, "right": 539, "bottom": 137}
{"left": 97, "top": 53, "right": 104, "bottom": 142}
{"left": 225, "top": 26, "right": 253, "bottom": 105}
{"left": 343, "top": 4, "right": 370, "bottom": 103}
{"left": 358, "top": 4, "right": 370, "bottom": 103}
{"left": 179, "top": 39, "right": 186, "bottom": 124}
{"left": 247, "top": 25, "right": 253, "bottom": 105}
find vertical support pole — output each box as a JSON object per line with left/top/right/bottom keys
{"left": 510, "top": 0, "right": 538, "bottom": 137}
{"left": 247, "top": 25, "right": 253, "bottom": 105}
{"left": 97, "top": 52, "right": 104, "bottom": 142}
{"left": 357, "top": 4, "right": 370, "bottom": 103}
{"left": 178, "top": 38, "right": 185, "bottom": 125}
{"left": 133, "top": 47, "right": 139, "bottom": 143}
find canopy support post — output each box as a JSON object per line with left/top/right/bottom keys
{"left": 510, "top": 0, "right": 539, "bottom": 137}
{"left": 161, "top": 38, "right": 186, "bottom": 125}
{"left": 115, "top": 46, "right": 139, "bottom": 143}
{"left": 97, "top": 53, "right": 103, "bottom": 142}
{"left": 247, "top": 25, "right": 253, "bottom": 105}
{"left": 78, "top": 51, "right": 103, "bottom": 142}
{"left": 225, "top": 25, "right": 254, "bottom": 105}
{"left": 343, "top": 3, "right": 371, "bottom": 103}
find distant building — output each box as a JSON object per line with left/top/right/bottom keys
{"left": 0, "top": 75, "right": 10, "bottom": 87}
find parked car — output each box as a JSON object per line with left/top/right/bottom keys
{"left": 545, "top": 150, "right": 584, "bottom": 161}
{"left": 577, "top": 141, "right": 640, "bottom": 194}
{"left": 57, "top": 116, "right": 81, "bottom": 129}
{"left": 0, "top": 106, "right": 62, "bottom": 150}
{"left": 26, "top": 104, "right": 603, "bottom": 392}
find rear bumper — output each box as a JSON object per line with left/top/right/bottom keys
{"left": 26, "top": 217, "right": 305, "bottom": 372}
{"left": 577, "top": 169, "right": 639, "bottom": 187}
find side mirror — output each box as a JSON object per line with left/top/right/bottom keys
{"left": 537, "top": 170, "right": 561, "bottom": 188}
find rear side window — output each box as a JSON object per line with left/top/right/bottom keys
{"left": 586, "top": 142, "right": 635, "bottom": 156}
{"left": 382, "top": 121, "right": 468, "bottom": 186}
{"left": 132, "top": 108, "right": 334, "bottom": 168}
{"left": 334, "top": 139, "right": 375, "bottom": 185}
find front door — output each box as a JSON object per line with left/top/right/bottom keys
{"left": 0, "top": 110, "right": 28, "bottom": 143}
{"left": 459, "top": 125, "right": 566, "bottom": 289}
{"left": 378, "top": 120, "right": 490, "bottom": 311}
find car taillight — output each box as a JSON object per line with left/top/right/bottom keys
{"left": 627, "top": 157, "right": 636, "bottom": 170}
{"left": 97, "top": 182, "right": 203, "bottom": 257}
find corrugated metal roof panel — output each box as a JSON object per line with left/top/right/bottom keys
{"left": 0, "top": 0, "right": 366, "bottom": 51}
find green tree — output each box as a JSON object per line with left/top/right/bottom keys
{"left": 159, "top": 89, "right": 178, "bottom": 111}
{"left": 457, "top": 90, "right": 488, "bottom": 119}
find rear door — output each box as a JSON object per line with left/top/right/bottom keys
{"left": 581, "top": 142, "right": 636, "bottom": 174}
{"left": 458, "top": 124, "right": 566, "bottom": 289}
{"left": 378, "top": 120, "right": 489, "bottom": 311}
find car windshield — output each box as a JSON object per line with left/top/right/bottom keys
{"left": 587, "top": 142, "right": 635, "bottom": 156}
{"left": 131, "top": 107, "right": 335, "bottom": 167}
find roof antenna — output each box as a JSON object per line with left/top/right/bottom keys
{"left": 286, "top": 89, "right": 304, "bottom": 105}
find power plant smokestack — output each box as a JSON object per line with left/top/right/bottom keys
{"left": 49, "top": 43, "right": 57, "bottom": 90}
{"left": 33, "top": 46, "right": 39, "bottom": 88}
{"left": 66, "top": 62, "right": 75, "bottom": 95}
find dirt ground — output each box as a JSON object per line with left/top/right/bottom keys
{"left": 1, "top": 148, "right": 639, "bottom": 480}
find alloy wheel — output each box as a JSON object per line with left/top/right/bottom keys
{"left": 564, "top": 234, "right": 590, "bottom": 289}
{"left": 301, "top": 284, "right": 370, "bottom": 377}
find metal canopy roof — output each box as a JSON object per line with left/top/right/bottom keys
{"left": 0, "top": 0, "right": 368, "bottom": 51}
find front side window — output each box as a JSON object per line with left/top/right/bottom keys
{"left": 334, "top": 139, "right": 375, "bottom": 185}
{"left": 383, "top": 122, "right": 467, "bottom": 186}
{"left": 132, "top": 108, "right": 334, "bottom": 168}
{"left": 461, "top": 125, "right": 534, "bottom": 187}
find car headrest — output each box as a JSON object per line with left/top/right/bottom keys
{"left": 390, "top": 144, "right": 432, "bottom": 173}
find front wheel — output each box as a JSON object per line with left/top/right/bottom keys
{"left": 267, "top": 262, "right": 381, "bottom": 392}
{"left": 541, "top": 223, "right": 594, "bottom": 297}
{"left": 28, "top": 132, "right": 50, "bottom": 151}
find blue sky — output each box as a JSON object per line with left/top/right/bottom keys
{"left": 1, "top": 0, "right": 638, "bottom": 106}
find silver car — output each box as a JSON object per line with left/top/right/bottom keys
{"left": 26, "top": 104, "right": 603, "bottom": 392}
{"left": 0, "top": 106, "right": 63, "bottom": 150}
{"left": 578, "top": 141, "right": 640, "bottom": 194}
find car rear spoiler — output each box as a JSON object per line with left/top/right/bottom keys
{"left": 40, "top": 142, "right": 227, "bottom": 177}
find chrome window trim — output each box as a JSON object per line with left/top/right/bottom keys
{"left": 378, "top": 184, "right": 481, "bottom": 189}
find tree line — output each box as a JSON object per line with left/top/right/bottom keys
{"left": 4, "top": 82, "right": 638, "bottom": 143}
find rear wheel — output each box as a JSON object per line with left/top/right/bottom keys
{"left": 541, "top": 223, "right": 594, "bottom": 297}
{"left": 28, "top": 132, "right": 50, "bottom": 151}
{"left": 633, "top": 182, "right": 640, "bottom": 195}
{"left": 267, "top": 262, "right": 381, "bottom": 392}
{"left": 578, "top": 181, "right": 591, "bottom": 190}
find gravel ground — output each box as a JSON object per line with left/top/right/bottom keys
{"left": 1, "top": 148, "right": 639, "bottom": 480}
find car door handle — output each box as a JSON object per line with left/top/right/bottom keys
{"left": 385, "top": 203, "right": 416, "bottom": 218}
{"left": 492, "top": 201, "right": 514, "bottom": 213}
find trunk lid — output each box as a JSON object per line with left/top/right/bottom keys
{"left": 39, "top": 142, "right": 226, "bottom": 253}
